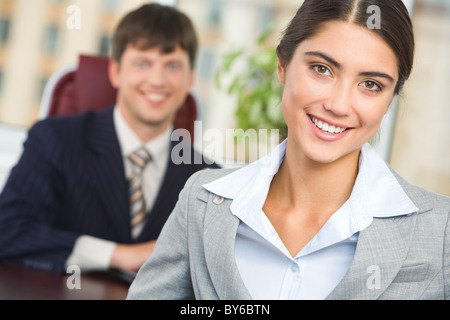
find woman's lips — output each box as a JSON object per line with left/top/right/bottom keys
{"left": 309, "top": 115, "right": 350, "bottom": 134}
{"left": 308, "top": 114, "right": 352, "bottom": 141}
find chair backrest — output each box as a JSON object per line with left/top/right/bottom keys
{"left": 39, "top": 54, "right": 198, "bottom": 141}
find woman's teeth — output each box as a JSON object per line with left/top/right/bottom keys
{"left": 310, "top": 115, "right": 347, "bottom": 134}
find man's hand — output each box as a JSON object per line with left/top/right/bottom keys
{"left": 109, "top": 240, "right": 156, "bottom": 272}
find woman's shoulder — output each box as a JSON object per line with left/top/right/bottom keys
{"left": 184, "top": 167, "right": 241, "bottom": 190}
{"left": 391, "top": 168, "right": 450, "bottom": 215}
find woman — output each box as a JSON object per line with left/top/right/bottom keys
{"left": 127, "top": 0, "right": 450, "bottom": 300}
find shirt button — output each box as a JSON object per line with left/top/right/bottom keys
{"left": 291, "top": 263, "right": 299, "bottom": 272}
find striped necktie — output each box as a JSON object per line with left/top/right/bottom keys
{"left": 128, "top": 147, "right": 152, "bottom": 230}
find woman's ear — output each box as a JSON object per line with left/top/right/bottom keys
{"left": 277, "top": 59, "right": 286, "bottom": 84}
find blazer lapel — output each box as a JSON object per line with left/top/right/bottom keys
{"left": 326, "top": 213, "right": 419, "bottom": 300}
{"left": 202, "top": 192, "right": 253, "bottom": 300}
{"left": 85, "top": 107, "right": 131, "bottom": 242}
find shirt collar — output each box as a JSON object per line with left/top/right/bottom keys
{"left": 204, "top": 139, "right": 419, "bottom": 220}
{"left": 113, "top": 106, "right": 172, "bottom": 169}
{"left": 352, "top": 143, "right": 419, "bottom": 218}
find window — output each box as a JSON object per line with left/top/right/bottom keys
{"left": 98, "top": 33, "right": 111, "bottom": 56}
{"left": 43, "top": 26, "right": 60, "bottom": 54}
{"left": 208, "top": 0, "right": 222, "bottom": 27}
{"left": 258, "top": 5, "right": 275, "bottom": 34}
{"left": 0, "top": 70, "right": 4, "bottom": 95}
{"left": 36, "top": 77, "right": 48, "bottom": 103}
{"left": 0, "top": 17, "right": 11, "bottom": 45}
{"left": 197, "top": 48, "right": 215, "bottom": 80}
{"left": 103, "top": 0, "right": 118, "bottom": 12}
{"left": 389, "top": 0, "right": 450, "bottom": 195}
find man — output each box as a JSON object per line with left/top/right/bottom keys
{"left": 0, "top": 3, "right": 217, "bottom": 274}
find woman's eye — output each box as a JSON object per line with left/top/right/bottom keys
{"left": 361, "top": 81, "right": 382, "bottom": 92}
{"left": 313, "top": 65, "right": 331, "bottom": 76}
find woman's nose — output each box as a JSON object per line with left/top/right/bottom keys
{"left": 323, "top": 81, "right": 352, "bottom": 117}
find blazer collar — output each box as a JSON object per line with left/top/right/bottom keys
{"left": 326, "top": 171, "right": 435, "bottom": 300}
{"left": 202, "top": 140, "right": 430, "bottom": 300}
{"left": 205, "top": 141, "right": 419, "bottom": 220}
{"left": 200, "top": 190, "right": 253, "bottom": 300}
{"left": 201, "top": 180, "right": 429, "bottom": 300}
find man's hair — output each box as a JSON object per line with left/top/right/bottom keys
{"left": 112, "top": 3, "right": 198, "bottom": 68}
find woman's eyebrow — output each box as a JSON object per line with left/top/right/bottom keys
{"left": 359, "top": 71, "right": 395, "bottom": 83}
{"left": 304, "top": 51, "right": 395, "bottom": 83}
{"left": 304, "top": 51, "right": 341, "bottom": 69}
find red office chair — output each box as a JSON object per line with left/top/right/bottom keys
{"left": 39, "top": 54, "right": 198, "bottom": 142}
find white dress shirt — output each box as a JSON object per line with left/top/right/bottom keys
{"left": 204, "top": 139, "right": 418, "bottom": 299}
{"left": 65, "top": 106, "right": 171, "bottom": 272}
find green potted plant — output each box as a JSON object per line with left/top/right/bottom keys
{"left": 215, "top": 28, "right": 287, "bottom": 143}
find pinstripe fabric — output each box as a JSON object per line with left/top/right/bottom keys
{"left": 0, "top": 106, "right": 219, "bottom": 273}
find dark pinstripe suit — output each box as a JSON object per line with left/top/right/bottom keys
{"left": 0, "top": 106, "right": 217, "bottom": 273}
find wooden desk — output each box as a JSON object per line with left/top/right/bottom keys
{"left": 0, "top": 263, "right": 129, "bottom": 300}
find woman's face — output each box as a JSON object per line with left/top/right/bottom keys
{"left": 279, "top": 21, "right": 398, "bottom": 165}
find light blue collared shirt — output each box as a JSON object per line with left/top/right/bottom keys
{"left": 204, "top": 140, "right": 418, "bottom": 299}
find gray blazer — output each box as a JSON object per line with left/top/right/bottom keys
{"left": 127, "top": 168, "right": 450, "bottom": 300}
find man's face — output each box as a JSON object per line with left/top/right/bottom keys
{"left": 109, "top": 45, "right": 195, "bottom": 141}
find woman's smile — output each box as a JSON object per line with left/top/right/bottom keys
{"left": 279, "top": 21, "right": 398, "bottom": 164}
{"left": 307, "top": 114, "right": 352, "bottom": 142}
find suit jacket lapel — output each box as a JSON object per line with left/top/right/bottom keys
{"left": 85, "top": 107, "right": 131, "bottom": 242}
{"left": 139, "top": 145, "right": 177, "bottom": 237}
{"left": 327, "top": 171, "right": 434, "bottom": 300}
{"left": 326, "top": 213, "right": 419, "bottom": 299}
{"left": 139, "top": 141, "right": 188, "bottom": 239}
{"left": 200, "top": 181, "right": 420, "bottom": 300}
{"left": 201, "top": 192, "right": 252, "bottom": 300}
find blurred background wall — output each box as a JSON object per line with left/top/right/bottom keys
{"left": 0, "top": 0, "right": 448, "bottom": 196}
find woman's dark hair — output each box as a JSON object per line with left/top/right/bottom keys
{"left": 276, "top": 0, "right": 414, "bottom": 94}
{"left": 112, "top": 3, "right": 198, "bottom": 68}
